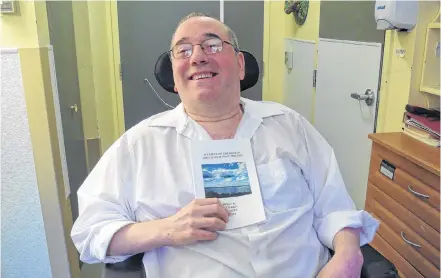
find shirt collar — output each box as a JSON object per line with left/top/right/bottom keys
{"left": 147, "top": 102, "right": 189, "bottom": 133}
{"left": 240, "top": 98, "right": 285, "bottom": 119}
{"left": 147, "top": 97, "right": 285, "bottom": 133}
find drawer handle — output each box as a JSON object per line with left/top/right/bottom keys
{"left": 408, "top": 185, "right": 430, "bottom": 199}
{"left": 401, "top": 231, "right": 421, "bottom": 248}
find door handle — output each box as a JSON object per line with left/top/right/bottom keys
{"left": 350, "top": 89, "right": 375, "bottom": 106}
{"left": 70, "top": 104, "right": 78, "bottom": 113}
{"left": 408, "top": 185, "right": 430, "bottom": 199}
{"left": 400, "top": 231, "right": 421, "bottom": 248}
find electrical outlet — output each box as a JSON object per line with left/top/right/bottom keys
{"left": 395, "top": 48, "right": 406, "bottom": 58}
{"left": 0, "top": 0, "right": 18, "bottom": 14}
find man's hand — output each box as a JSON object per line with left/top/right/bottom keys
{"left": 163, "top": 198, "right": 230, "bottom": 246}
{"left": 317, "top": 247, "right": 363, "bottom": 278}
{"left": 318, "top": 227, "right": 364, "bottom": 278}
{"left": 107, "top": 198, "right": 228, "bottom": 256}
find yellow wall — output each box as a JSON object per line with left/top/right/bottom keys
{"left": 110, "top": 1, "right": 126, "bottom": 137}
{"left": 284, "top": 1, "right": 321, "bottom": 121}
{"left": 88, "top": 1, "right": 120, "bottom": 152}
{"left": 72, "top": 1, "right": 99, "bottom": 141}
{"left": 1, "top": 1, "right": 41, "bottom": 48}
{"left": 284, "top": 1, "right": 321, "bottom": 41}
{"left": 376, "top": 1, "right": 440, "bottom": 132}
{"left": 19, "top": 47, "right": 79, "bottom": 278}
{"left": 263, "top": 1, "right": 321, "bottom": 121}
{"left": 72, "top": 1, "right": 123, "bottom": 155}
{"left": 263, "top": 1, "right": 285, "bottom": 103}
{"left": 264, "top": 1, "right": 440, "bottom": 132}
{"left": 0, "top": 1, "right": 79, "bottom": 277}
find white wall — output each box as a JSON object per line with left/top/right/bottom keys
{"left": 1, "top": 49, "right": 52, "bottom": 278}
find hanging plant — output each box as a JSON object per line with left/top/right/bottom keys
{"left": 284, "top": 0, "right": 309, "bottom": 26}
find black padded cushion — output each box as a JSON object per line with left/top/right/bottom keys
{"left": 105, "top": 253, "right": 144, "bottom": 272}
{"left": 154, "top": 50, "right": 259, "bottom": 94}
{"left": 104, "top": 244, "right": 398, "bottom": 278}
{"left": 359, "top": 245, "right": 399, "bottom": 278}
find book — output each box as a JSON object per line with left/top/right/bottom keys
{"left": 403, "top": 112, "right": 440, "bottom": 138}
{"left": 403, "top": 124, "right": 437, "bottom": 139}
{"left": 191, "top": 139, "right": 266, "bottom": 230}
{"left": 403, "top": 128, "right": 440, "bottom": 147}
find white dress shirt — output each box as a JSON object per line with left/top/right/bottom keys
{"left": 71, "top": 98, "right": 379, "bottom": 278}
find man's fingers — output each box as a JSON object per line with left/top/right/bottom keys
{"left": 193, "top": 203, "right": 229, "bottom": 222}
{"left": 190, "top": 201, "right": 229, "bottom": 223}
{"left": 192, "top": 198, "right": 219, "bottom": 206}
{"left": 191, "top": 217, "right": 227, "bottom": 231}
{"left": 205, "top": 203, "right": 229, "bottom": 223}
{"left": 188, "top": 228, "right": 218, "bottom": 241}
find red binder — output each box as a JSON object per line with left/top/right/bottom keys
{"left": 404, "top": 112, "right": 440, "bottom": 138}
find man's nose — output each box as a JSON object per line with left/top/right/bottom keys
{"left": 190, "top": 45, "right": 208, "bottom": 65}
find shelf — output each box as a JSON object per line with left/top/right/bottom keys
{"left": 428, "top": 23, "right": 440, "bottom": 29}
{"left": 420, "top": 14, "right": 440, "bottom": 97}
{"left": 421, "top": 85, "right": 440, "bottom": 96}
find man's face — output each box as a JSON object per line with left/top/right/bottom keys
{"left": 171, "top": 17, "right": 245, "bottom": 105}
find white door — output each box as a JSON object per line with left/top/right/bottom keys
{"left": 314, "top": 38, "right": 382, "bottom": 209}
{"left": 283, "top": 38, "right": 316, "bottom": 122}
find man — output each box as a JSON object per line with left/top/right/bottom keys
{"left": 71, "top": 13, "right": 379, "bottom": 278}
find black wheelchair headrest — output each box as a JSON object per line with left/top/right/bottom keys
{"left": 154, "top": 51, "right": 259, "bottom": 94}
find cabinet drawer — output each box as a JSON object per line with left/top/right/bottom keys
{"left": 366, "top": 183, "right": 440, "bottom": 268}
{"left": 366, "top": 191, "right": 440, "bottom": 277}
{"left": 370, "top": 170, "right": 440, "bottom": 232}
{"left": 394, "top": 168, "right": 440, "bottom": 211}
{"left": 370, "top": 143, "right": 440, "bottom": 192}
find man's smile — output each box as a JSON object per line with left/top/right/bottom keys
{"left": 189, "top": 71, "right": 219, "bottom": 80}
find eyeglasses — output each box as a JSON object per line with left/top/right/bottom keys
{"left": 170, "top": 37, "right": 238, "bottom": 60}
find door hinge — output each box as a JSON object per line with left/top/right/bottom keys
{"left": 312, "top": 69, "right": 317, "bottom": 88}
{"left": 119, "top": 64, "right": 123, "bottom": 80}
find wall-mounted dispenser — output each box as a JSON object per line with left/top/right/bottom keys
{"left": 375, "top": 1, "right": 418, "bottom": 31}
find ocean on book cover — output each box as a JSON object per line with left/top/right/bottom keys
{"left": 191, "top": 139, "right": 266, "bottom": 230}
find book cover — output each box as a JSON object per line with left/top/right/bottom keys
{"left": 403, "top": 112, "right": 440, "bottom": 137}
{"left": 191, "top": 139, "right": 266, "bottom": 230}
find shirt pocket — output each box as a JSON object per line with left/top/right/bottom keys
{"left": 256, "top": 158, "right": 310, "bottom": 213}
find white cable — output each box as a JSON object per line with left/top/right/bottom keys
{"left": 220, "top": 0, "right": 224, "bottom": 23}
{"left": 144, "top": 78, "right": 176, "bottom": 109}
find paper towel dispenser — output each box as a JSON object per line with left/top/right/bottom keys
{"left": 375, "top": 1, "right": 418, "bottom": 31}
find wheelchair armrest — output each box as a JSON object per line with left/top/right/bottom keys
{"left": 103, "top": 253, "right": 145, "bottom": 278}
{"left": 359, "top": 244, "right": 399, "bottom": 278}
{"left": 102, "top": 244, "right": 399, "bottom": 278}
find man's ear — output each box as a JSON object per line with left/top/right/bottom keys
{"left": 174, "top": 86, "right": 178, "bottom": 93}
{"left": 237, "top": 52, "right": 245, "bottom": 80}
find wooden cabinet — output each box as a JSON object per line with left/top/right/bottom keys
{"left": 365, "top": 132, "right": 440, "bottom": 278}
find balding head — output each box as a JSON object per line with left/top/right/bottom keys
{"left": 170, "top": 13, "right": 239, "bottom": 52}
{"left": 168, "top": 13, "right": 245, "bottom": 113}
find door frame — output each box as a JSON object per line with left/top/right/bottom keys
{"left": 109, "top": 1, "right": 125, "bottom": 136}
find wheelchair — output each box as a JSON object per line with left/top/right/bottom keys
{"left": 101, "top": 50, "right": 398, "bottom": 278}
